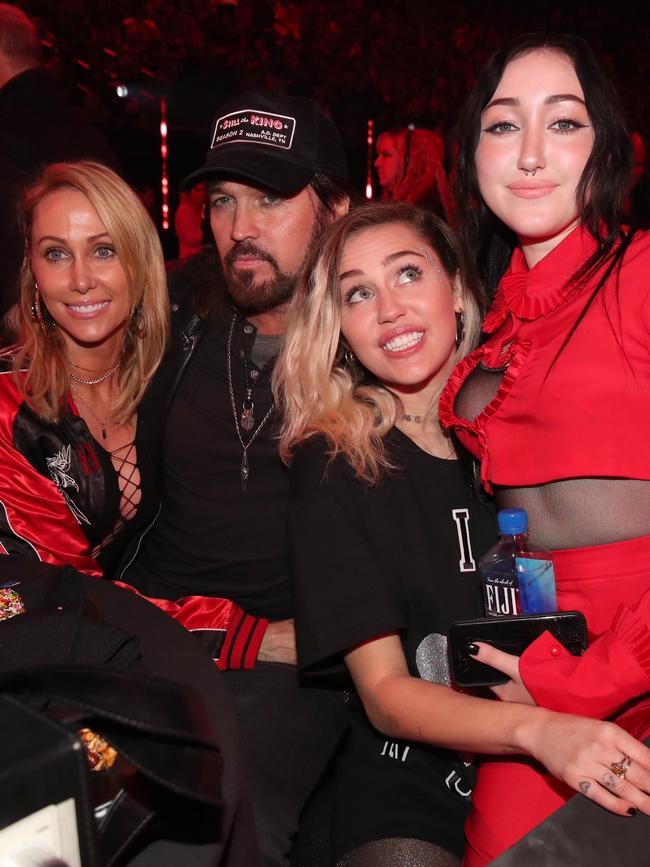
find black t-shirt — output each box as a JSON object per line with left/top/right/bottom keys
{"left": 128, "top": 312, "right": 291, "bottom": 620}
{"left": 289, "top": 429, "right": 496, "bottom": 681}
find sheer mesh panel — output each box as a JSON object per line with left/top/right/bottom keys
{"left": 455, "top": 365, "right": 650, "bottom": 548}
{"left": 92, "top": 441, "right": 141, "bottom": 557}
{"left": 497, "top": 479, "right": 650, "bottom": 549}
{"left": 453, "top": 363, "right": 506, "bottom": 424}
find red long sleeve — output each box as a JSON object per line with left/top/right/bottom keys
{"left": 114, "top": 581, "right": 269, "bottom": 670}
{"left": 520, "top": 589, "right": 650, "bottom": 721}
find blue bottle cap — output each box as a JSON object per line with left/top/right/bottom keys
{"left": 497, "top": 508, "right": 528, "bottom": 535}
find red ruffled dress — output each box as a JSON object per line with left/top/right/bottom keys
{"left": 438, "top": 225, "right": 650, "bottom": 866}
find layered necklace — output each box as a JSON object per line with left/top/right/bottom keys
{"left": 68, "top": 360, "right": 121, "bottom": 440}
{"left": 226, "top": 311, "right": 275, "bottom": 491}
{"left": 69, "top": 359, "right": 120, "bottom": 386}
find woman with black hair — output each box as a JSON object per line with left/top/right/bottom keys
{"left": 440, "top": 33, "right": 650, "bottom": 865}
{"left": 275, "top": 199, "right": 650, "bottom": 867}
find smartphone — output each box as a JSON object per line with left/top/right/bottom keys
{"left": 447, "top": 611, "right": 588, "bottom": 688}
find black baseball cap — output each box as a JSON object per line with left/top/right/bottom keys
{"left": 181, "top": 90, "right": 349, "bottom": 194}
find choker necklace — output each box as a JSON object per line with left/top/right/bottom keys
{"left": 401, "top": 412, "right": 425, "bottom": 423}
{"left": 226, "top": 311, "right": 275, "bottom": 491}
{"left": 70, "top": 383, "right": 113, "bottom": 440}
{"left": 69, "top": 360, "right": 120, "bottom": 386}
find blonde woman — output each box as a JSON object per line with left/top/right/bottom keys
{"left": 1, "top": 160, "right": 169, "bottom": 576}
{"left": 274, "top": 203, "right": 650, "bottom": 866}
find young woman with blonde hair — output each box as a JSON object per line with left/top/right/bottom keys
{"left": 274, "top": 202, "right": 650, "bottom": 866}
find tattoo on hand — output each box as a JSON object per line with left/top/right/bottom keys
{"left": 579, "top": 781, "right": 591, "bottom": 796}
{"left": 602, "top": 772, "right": 617, "bottom": 790}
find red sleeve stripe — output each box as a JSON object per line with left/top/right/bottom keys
{"left": 218, "top": 606, "right": 244, "bottom": 669}
{"left": 244, "top": 617, "right": 269, "bottom": 669}
{"left": 218, "top": 609, "right": 269, "bottom": 671}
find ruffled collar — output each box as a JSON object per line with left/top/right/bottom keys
{"left": 483, "top": 225, "right": 598, "bottom": 334}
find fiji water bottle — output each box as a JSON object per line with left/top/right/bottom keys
{"left": 480, "top": 508, "right": 557, "bottom": 617}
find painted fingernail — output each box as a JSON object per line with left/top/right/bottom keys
{"left": 466, "top": 643, "right": 480, "bottom": 656}
{"left": 627, "top": 808, "right": 637, "bottom": 817}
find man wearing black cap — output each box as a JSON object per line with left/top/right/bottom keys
{"left": 122, "top": 92, "right": 352, "bottom": 866}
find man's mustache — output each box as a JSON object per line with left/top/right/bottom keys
{"left": 225, "top": 241, "right": 278, "bottom": 270}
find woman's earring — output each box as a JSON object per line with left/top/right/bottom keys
{"left": 455, "top": 310, "right": 465, "bottom": 349}
{"left": 31, "top": 284, "right": 51, "bottom": 337}
{"left": 30, "top": 283, "right": 39, "bottom": 323}
{"left": 344, "top": 347, "right": 356, "bottom": 367}
{"left": 128, "top": 303, "right": 145, "bottom": 339}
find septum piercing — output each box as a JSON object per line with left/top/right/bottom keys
{"left": 523, "top": 168, "right": 538, "bottom": 177}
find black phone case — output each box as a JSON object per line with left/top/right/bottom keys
{"left": 447, "top": 611, "right": 588, "bottom": 688}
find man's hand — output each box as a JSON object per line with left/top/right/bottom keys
{"left": 258, "top": 618, "right": 297, "bottom": 665}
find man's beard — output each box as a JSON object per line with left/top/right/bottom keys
{"left": 223, "top": 240, "right": 297, "bottom": 314}
{"left": 222, "top": 210, "right": 328, "bottom": 315}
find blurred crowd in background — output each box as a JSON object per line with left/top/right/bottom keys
{"left": 22, "top": 0, "right": 650, "bottom": 255}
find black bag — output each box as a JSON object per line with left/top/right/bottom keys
{"left": 0, "top": 558, "right": 259, "bottom": 867}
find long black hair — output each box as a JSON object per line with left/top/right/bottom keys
{"left": 455, "top": 33, "right": 633, "bottom": 302}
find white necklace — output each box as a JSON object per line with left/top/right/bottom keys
{"left": 226, "top": 312, "right": 275, "bottom": 491}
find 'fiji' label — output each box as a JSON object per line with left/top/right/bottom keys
{"left": 483, "top": 571, "right": 521, "bottom": 617}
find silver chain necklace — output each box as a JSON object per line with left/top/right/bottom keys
{"left": 226, "top": 311, "right": 275, "bottom": 491}
{"left": 70, "top": 382, "right": 113, "bottom": 440}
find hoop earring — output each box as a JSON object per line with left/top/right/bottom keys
{"left": 455, "top": 310, "right": 465, "bottom": 349}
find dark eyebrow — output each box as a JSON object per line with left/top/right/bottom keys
{"left": 339, "top": 249, "right": 426, "bottom": 282}
{"left": 483, "top": 93, "right": 586, "bottom": 111}
{"left": 37, "top": 232, "right": 111, "bottom": 244}
{"left": 546, "top": 93, "right": 586, "bottom": 106}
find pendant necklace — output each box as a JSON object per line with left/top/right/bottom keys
{"left": 226, "top": 311, "right": 275, "bottom": 490}
{"left": 240, "top": 355, "right": 255, "bottom": 431}
{"left": 70, "top": 383, "right": 113, "bottom": 440}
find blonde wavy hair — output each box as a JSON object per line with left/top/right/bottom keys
{"left": 13, "top": 161, "right": 170, "bottom": 424}
{"left": 274, "top": 202, "right": 484, "bottom": 483}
